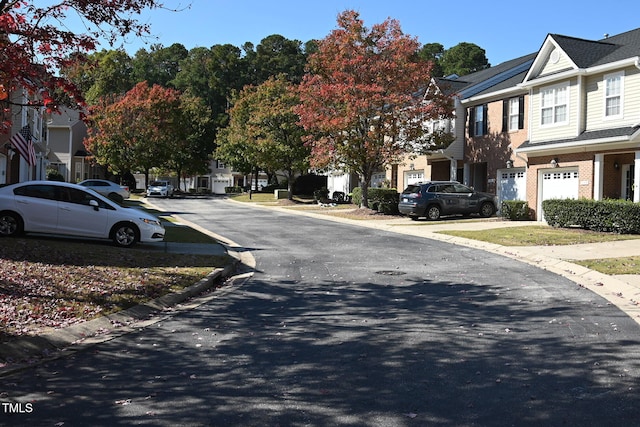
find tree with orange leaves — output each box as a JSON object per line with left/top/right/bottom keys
{"left": 296, "top": 10, "right": 454, "bottom": 208}
{"left": 0, "top": 0, "right": 168, "bottom": 131}
{"left": 84, "top": 82, "right": 212, "bottom": 186}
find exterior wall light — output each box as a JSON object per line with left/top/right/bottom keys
{"left": 506, "top": 160, "right": 513, "bottom": 168}
{"left": 550, "top": 158, "right": 558, "bottom": 168}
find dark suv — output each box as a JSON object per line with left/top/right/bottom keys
{"left": 398, "top": 181, "right": 497, "bottom": 220}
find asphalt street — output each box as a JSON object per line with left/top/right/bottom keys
{"left": 2, "top": 198, "right": 640, "bottom": 426}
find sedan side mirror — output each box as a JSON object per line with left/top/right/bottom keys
{"left": 89, "top": 199, "right": 99, "bottom": 211}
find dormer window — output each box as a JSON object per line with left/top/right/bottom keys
{"left": 604, "top": 71, "right": 623, "bottom": 118}
{"left": 540, "top": 83, "right": 568, "bottom": 126}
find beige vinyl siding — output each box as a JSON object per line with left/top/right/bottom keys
{"left": 585, "top": 66, "right": 640, "bottom": 131}
{"left": 529, "top": 78, "right": 578, "bottom": 142}
{"left": 540, "top": 48, "right": 574, "bottom": 76}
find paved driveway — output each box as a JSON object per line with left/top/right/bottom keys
{"left": 2, "top": 198, "right": 640, "bottom": 426}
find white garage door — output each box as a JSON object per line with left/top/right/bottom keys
{"left": 405, "top": 171, "right": 424, "bottom": 187}
{"left": 499, "top": 169, "right": 526, "bottom": 206}
{"left": 541, "top": 169, "right": 579, "bottom": 201}
{"left": 212, "top": 179, "right": 229, "bottom": 194}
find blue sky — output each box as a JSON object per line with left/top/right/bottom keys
{"left": 112, "top": 0, "right": 640, "bottom": 66}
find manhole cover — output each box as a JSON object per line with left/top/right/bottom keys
{"left": 375, "top": 270, "right": 406, "bottom": 276}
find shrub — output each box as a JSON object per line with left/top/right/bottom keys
{"left": 351, "top": 187, "right": 362, "bottom": 206}
{"left": 542, "top": 198, "right": 640, "bottom": 234}
{"left": 351, "top": 187, "right": 399, "bottom": 214}
{"left": 47, "top": 169, "right": 64, "bottom": 182}
{"left": 261, "top": 183, "right": 287, "bottom": 193}
{"left": 225, "top": 186, "right": 243, "bottom": 194}
{"left": 313, "top": 187, "right": 330, "bottom": 202}
{"left": 501, "top": 200, "right": 531, "bottom": 221}
{"left": 368, "top": 187, "right": 399, "bottom": 214}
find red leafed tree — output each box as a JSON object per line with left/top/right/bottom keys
{"left": 296, "top": 10, "right": 454, "bottom": 208}
{"left": 0, "top": 0, "right": 165, "bottom": 131}
{"left": 84, "top": 82, "right": 183, "bottom": 184}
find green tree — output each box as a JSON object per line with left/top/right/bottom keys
{"left": 243, "top": 34, "right": 308, "bottom": 85}
{"left": 296, "top": 10, "right": 454, "bottom": 208}
{"left": 62, "top": 49, "right": 134, "bottom": 105}
{"left": 84, "top": 82, "right": 212, "bottom": 187}
{"left": 166, "top": 92, "right": 214, "bottom": 191}
{"left": 217, "top": 75, "right": 309, "bottom": 199}
{"left": 440, "top": 42, "right": 490, "bottom": 76}
{"left": 173, "top": 44, "right": 247, "bottom": 136}
{"left": 131, "top": 43, "right": 189, "bottom": 88}
{"left": 418, "top": 43, "right": 445, "bottom": 77}
{"left": 215, "top": 93, "right": 261, "bottom": 184}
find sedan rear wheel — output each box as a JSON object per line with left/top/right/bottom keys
{"left": 426, "top": 205, "right": 441, "bottom": 221}
{"left": 0, "top": 212, "right": 22, "bottom": 236}
{"left": 111, "top": 222, "right": 139, "bottom": 248}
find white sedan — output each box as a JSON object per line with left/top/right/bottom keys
{"left": 0, "top": 181, "right": 164, "bottom": 248}
{"left": 78, "top": 179, "right": 130, "bottom": 203}
{"left": 146, "top": 180, "right": 174, "bottom": 198}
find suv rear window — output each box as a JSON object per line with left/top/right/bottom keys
{"left": 402, "top": 185, "right": 421, "bottom": 194}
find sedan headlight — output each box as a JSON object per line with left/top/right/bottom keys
{"left": 140, "top": 217, "right": 162, "bottom": 227}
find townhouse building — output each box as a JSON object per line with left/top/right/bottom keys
{"left": 390, "top": 53, "right": 535, "bottom": 211}
{"left": 516, "top": 29, "right": 640, "bottom": 219}
{"left": 395, "top": 27, "right": 640, "bottom": 221}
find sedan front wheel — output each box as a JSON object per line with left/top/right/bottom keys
{"left": 111, "top": 222, "right": 139, "bottom": 248}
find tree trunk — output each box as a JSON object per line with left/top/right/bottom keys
{"left": 287, "top": 171, "right": 295, "bottom": 200}
{"left": 360, "top": 177, "right": 370, "bottom": 208}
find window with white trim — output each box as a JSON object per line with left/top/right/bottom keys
{"left": 508, "top": 98, "right": 520, "bottom": 131}
{"left": 474, "top": 105, "right": 485, "bottom": 136}
{"left": 540, "top": 83, "right": 568, "bottom": 125}
{"left": 604, "top": 71, "right": 623, "bottom": 118}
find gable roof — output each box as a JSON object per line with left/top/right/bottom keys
{"left": 523, "top": 28, "right": 640, "bottom": 84}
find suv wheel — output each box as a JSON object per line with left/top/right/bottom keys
{"left": 426, "top": 205, "right": 441, "bottom": 220}
{"left": 479, "top": 202, "right": 495, "bottom": 218}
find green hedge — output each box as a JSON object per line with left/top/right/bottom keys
{"left": 225, "top": 186, "right": 243, "bottom": 193}
{"left": 501, "top": 200, "right": 532, "bottom": 221}
{"left": 542, "top": 198, "right": 640, "bottom": 234}
{"left": 352, "top": 187, "right": 399, "bottom": 214}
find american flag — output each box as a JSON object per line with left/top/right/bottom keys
{"left": 10, "top": 125, "right": 36, "bottom": 166}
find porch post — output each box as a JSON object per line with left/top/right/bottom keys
{"left": 463, "top": 163, "right": 470, "bottom": 186}
{"left": 450, "top": 159, "right": 458, "bottom": 181}
{"left": 593, "top": 154, "right": 603, "bottom": 200}
{"left": 635, "top": 151, "right": 640, "bottom": 203}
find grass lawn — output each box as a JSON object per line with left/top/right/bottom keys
{"left": 437, "top": 225, "right": 640, "bottom": 246}
{"left": 438, "top": 225, "right": 640, "bottom": 275}
{"left": 573, "top": 257, "right": 640, "bottom": 275}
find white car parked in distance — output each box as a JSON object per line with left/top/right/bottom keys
{"left": 147, "top": 180, "right": 174, "bottom": 198}
{"left": 0, "top": 181, "right": 165, "bottom": 248}
{"left": 78, "top": 179, "right": 130, "bottom": 203}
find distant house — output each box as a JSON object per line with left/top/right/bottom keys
{"left": 0, "top": 89, "right": 47, "bottom": 183}
{"left": 46, "top": 107, "right": 101, "bottom": 183}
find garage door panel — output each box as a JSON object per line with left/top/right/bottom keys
{"left": 542, "top": 170, "right": 579, "bottom": 201}
{"left": 499, "top": 169, "right": 526, "bottom": 204}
